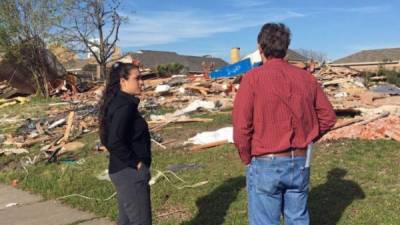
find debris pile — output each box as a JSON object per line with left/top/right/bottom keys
{"left": 48, "top": 74, "right": 97, "bottom": 101}
{"left": 0, "top": 100, "right": 98, "bottom": 161}
{"left": 141, "top": 75, "right": 237, "bottom": 129}
{"left": 322, "top": 113, "right": 400, "bottom": 141}
{"left": 0, "top": 96, "right": 30, "bottom": 109}
{"left": 315, "top": 65, "right": 400, "bottom": 141}
{"left": 1, "top": 62, "right": 400, "bottom": 162}
{"left": 0, "top": 81, "right": 26, "bottom": 99}
{"left": 141, "top": 75, "right": 237, "bottom": 110}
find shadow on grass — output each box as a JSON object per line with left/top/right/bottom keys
{"left": 182, "top": 176, "right": 245, "bottom": 225}
{"left": 309, "top": 168, "right": 365, "bottom": 225}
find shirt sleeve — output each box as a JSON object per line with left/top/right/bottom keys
{"left": 233, "top": 73, "right": 254, "bottom": 165}
{"left": 107, "top": 105, "right": 139, "bottom": 167}
{"left": 314, "top": 82, "right": 337, "bottom": 134}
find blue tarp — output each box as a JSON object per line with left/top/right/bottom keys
{"left": 210, "top": 58, "right": 253, "bottom": 79}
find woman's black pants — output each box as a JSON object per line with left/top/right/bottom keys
{"left": 110, "top": 166, "right": 152, "bottom": 225}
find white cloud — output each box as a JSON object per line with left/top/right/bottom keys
{"left": 116, "top": 1, "right": 390, "bottom": 49}
{"left": 333, "top": 5, "right": 390, "bottom": 14}
{"left": 119, "top": 9, "right": 304, "bottom": 47}
{"left": 309, "top": 5, "right": 390, "bottom": 14}
{"left": 229, "top": 0, "right": 271, "bottom": 8}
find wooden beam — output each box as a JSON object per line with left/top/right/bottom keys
{"left": 63, "top": 111, "right": 75, "bottom": 143}
{"left": 191, "top": 140, "right": 228, "bottom": 152}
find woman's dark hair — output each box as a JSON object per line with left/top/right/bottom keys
{"left": 257, "top": 23, "right": 291, "bottom": 59}
{"left": 99, "top": 62, "right": 138, "bottom": 145}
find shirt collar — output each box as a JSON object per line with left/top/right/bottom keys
{"left": 117, "top": 90, "right": 140, "bottom": 106}
{"left": 264, "top": 58, "right": 286, "bottom": 65}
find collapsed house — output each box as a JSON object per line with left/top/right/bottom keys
{"left": 64, "top": 58, "right": 98, "bottom": 81}
{"left": 0, "top": 45, "right": 66, "bottom": 98}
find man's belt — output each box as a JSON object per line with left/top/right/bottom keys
{"left": 257, "top": 147, "right": 307, "bottom": 158}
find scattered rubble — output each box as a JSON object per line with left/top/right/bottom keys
{"left": 315, "top": 65, "right": 400, "bottom": 141}
{"left": 0, "top": 70, "right": 238, "bottom": 164}
{"left": 0, "top": 91, "right": 98, "bottom": 164}
{"left": 0, "top": 148, "right": 29, "bottom": 156}
{"left": 0, "top": 81, "right": 30, "bottom": 99}
{"left": 322, "top": 113, "right": 400, "bottom": 142}
{"left": 0, "top": 96, "right": 30, "bottom": 109}
{"left": 1, "top": 62, "right": 399, "bottom": 166}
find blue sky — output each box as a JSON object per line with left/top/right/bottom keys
{"left": 117, "top": 0, "right": 400, "bottom": 62}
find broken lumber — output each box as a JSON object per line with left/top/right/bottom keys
{"left": 16, "top": 136, "right": 54, "bottom": 148}
{"left": 151, "top": 139, "right": 167, "bottom": 149}
{"left": 191, "top": 140, "right": 228, "bottom": 152}
{"left": 358, "top": 112, "right": 390, "bottom": 126}
{"left": 36, "top": 122, "right": 45, "bottom": 135}
{"left": 148, "top": 117, "right": 213, "bottom": 126}
{"left": 384, "top": 129, "right": 400, "bottom": 142}
{"left": 162, "top": 139, "right": 177, "bottom": 146}
{"left": 59, "top": 141, "right": 86, "bottom": 155}
{"left": 331, "top": 112, "right": 390, "bottom": 131}
{"left": 184, "top": 85, "right": 209, "bottom": 96}
{"left": 331, "top": 118, "right": 364, "bottom": 130}
{"left": 63, "top": 111, "right": 75, "bottom": 142}
{"left": 48, "top": 118, "right": 66, "bottom": 130}
{"left": 0, "top": 148, "right": 29, "bottom": 155}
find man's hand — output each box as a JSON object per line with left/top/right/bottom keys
{"left": 136, "top": 162, "right": 143, "bottom": 170}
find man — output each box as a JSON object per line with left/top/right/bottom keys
{"left": 233, "top": 23, "right": 336, "bottom": 225}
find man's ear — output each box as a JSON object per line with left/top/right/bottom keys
{"left": 258, "top": 45, "right": 267, "bottom": 62}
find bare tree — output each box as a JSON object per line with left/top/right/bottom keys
{"left": 62, "top": 0, "right": 123, "bottom": 80}
{"left": 295, "top": 49, "right": 328, "bottom": 63}
{"left": 0, "top": 0, "right": 71, "bottom": 97}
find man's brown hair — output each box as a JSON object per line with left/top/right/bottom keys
{"left": 257, "top": 23, "right": 291, "bottom": 59}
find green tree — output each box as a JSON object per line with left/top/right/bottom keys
{"left": 0, "top": 0, "right": 72, "bottom": 97}
{"left": 156, "top": 62, "right": 185, "bottom": 76}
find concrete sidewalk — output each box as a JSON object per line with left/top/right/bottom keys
{"left": 0, "top": 183, "right": 114, "bottom": 225}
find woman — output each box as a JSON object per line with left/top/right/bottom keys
{"left": 99, "top": 62, "right": 152, "bottom": 225}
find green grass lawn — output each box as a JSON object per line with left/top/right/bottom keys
{"left": 1, "top": 100, "right": 400, "bottom": 225}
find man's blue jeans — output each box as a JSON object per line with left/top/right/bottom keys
{"left": 246, "top": 155, "right": 310, "bottom": 225}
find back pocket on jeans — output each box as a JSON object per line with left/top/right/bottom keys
{"left": 254, "top": 169, "right": 281, "bottom": 195}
